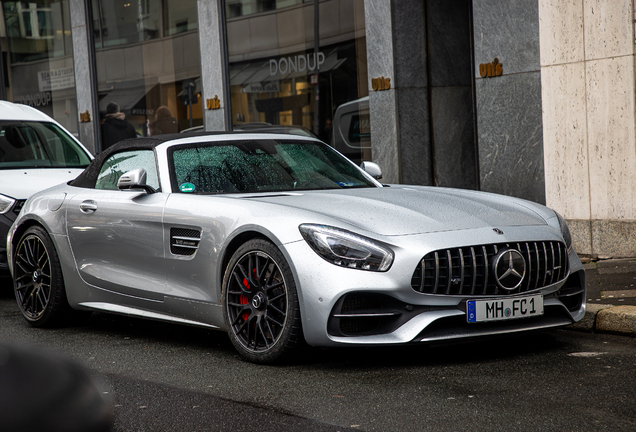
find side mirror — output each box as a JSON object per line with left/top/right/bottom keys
{"left": 361, "top": 161, "right": 382, "bottom": 180}
{"left": 118, "top": 168, "right": 156, "bottom": 194}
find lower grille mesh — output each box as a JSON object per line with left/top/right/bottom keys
{"left": 411, "top": 241, "right": 568, "bottom": 296}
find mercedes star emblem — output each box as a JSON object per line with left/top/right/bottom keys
{"left": 493, "top": 249, "right": 526, "bottom": 290}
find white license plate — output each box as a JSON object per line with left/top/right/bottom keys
{"left": 467, "top": 295, "right": 543, "bottom": 323}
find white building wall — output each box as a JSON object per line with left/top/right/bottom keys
{"left": 540, "top": 0, "right": 636, "bottom": 257}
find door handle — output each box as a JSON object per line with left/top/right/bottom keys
{"left": 79, "top": 200, "right": 98, "bottom": 213}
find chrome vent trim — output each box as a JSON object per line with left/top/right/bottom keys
{"left": 411, "top": 241, "right": 568, "bottom": 296}
{"left": 170, "top": 228, "right": 201, "bottom": 256}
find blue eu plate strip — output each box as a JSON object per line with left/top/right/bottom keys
{"left": 467, "top": 301, "right": 476, "bottom": 323}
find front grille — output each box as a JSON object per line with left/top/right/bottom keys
{"left": 170, "top": 227, "right": 201, "bottom": 256}
{"left": 411, "top": 241, "right": 568, "bottom": 296}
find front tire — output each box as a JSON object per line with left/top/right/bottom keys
{"left": 13, "top": 226, "right": 76, "bottom": 327}
{"left": 222, "top": 239, "right": 303, "bottom": 364}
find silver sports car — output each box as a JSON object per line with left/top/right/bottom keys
{"left": 8, "top": 133, "right": 586, "bottom": 363}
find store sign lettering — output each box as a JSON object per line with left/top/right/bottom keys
{"left": 206, "top": 95, "right": 220, "bottom": 110}
{"left": 479, "top": 58, "right": 502, "bottom": 78}
{"left": 18, "top": 92, "right": 52, "bottom": 107}
{"left": 242, "top": 82, "right": 280, "bottom": 93}
{"left": 371, "top": 76, "right": 391, "bottom": 91}
{"left": 38, "top": 67, "right": 75, "bottom": 92}
{"left": 80, "top": 110, "right": 91, "bottom": 123}
{"left": 269, "top": 52, "right": 325, "bottom": 76}
{"left": 132, "top": 109, "right": 155, "bottom": 116}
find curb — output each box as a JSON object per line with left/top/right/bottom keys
{"left": 568, "top": 304, "right": 636, "bottom": 336}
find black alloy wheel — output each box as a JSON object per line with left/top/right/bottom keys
{"left": 13, "top": 226, "right": 75, "bottom": 327}
{"left": 223, "top": 239, "right": 302, "bottom": 364}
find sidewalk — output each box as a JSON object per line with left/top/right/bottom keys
{"left": 568, "top": 258, "right": 636, "bottom": 336}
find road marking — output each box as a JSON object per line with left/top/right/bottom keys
{"left": 601, "top": 289, "right": 636, "bottom": 299}
{"left": 568, "top": 352, "right": 608, "bottom": 357}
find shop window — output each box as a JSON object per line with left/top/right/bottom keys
{"left": 93, "top": 0, "right": 161, "bottom": 48}
{"left": 225, "top": 0, "right": 302, "bottom": 19}
{"left": 225, "top": 0, "right": 372, "bottom": 163}
{"left": 164, "top": 0, "right": 198, "bottom": 36}
{"left": 2, "top": 1, "right": 79, "bottom": 136}
{"left": 93, "top": 0, "right": 203, "bottom": 150}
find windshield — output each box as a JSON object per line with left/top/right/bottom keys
{"left": 170, "top": 140, "right": 377, "bottom": 194}
{"left": 0, "top": 121, "right": 91, "bottom": 169}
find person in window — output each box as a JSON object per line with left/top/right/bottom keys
{"left": 149, "top": 106, "right": 178, "bottom": 135}
{"left": 101, "top": 102, "right": 136, "bottom": 150}
{"left": 321, "top": 119, "right": 333, "bottom": 144}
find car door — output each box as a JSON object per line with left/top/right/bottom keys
{"left": 66, "top": 149, "right": 168, "bottom": 300}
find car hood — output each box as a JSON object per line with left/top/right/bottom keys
{"left": 245, "top": 185, "right": 551, "bottom": 236}
{"left": 0, "top": 168, "right": 85, "bottom": 200}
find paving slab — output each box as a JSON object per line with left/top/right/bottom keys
{"left": 583, "top": 258, "right": 636, "bottom": 306}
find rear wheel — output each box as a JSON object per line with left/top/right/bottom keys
{"left": 222, "top": 239, "right": 303, "bottom": 364}
{"left": 13, "top": 226, "right": 77, "bottom": 327}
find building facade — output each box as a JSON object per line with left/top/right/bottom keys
{"left": 0, "top": 0, "right": 634, "bottom": 257}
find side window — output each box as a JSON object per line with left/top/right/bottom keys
{"left": 95, "top": 150, "right": 160, "bottom": 191}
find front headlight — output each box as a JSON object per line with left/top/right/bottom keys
{"left": 0, "top": 194, "right": 15, "bottom": 214}
{"left": 299, "top": 224, "right": 394, "bottom": 271}
{"left": 555, "top": 211, "right": 572, "bottom": 252}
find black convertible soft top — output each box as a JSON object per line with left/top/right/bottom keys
{"left": 70, "top": 131, "right": 248, "bottom": 189}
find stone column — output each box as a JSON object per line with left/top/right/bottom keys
{"left": 473, "top": 0, "right": 545, "bottom": 204}
{"left": 540, "top": 0, "right": 636, "bottom": 257}
{"left": 363, "top": 0, "right": 432, "bottom": 185}
{"left": 197, "top": 0, "right": 230, "bottom": 131}
{"left": 69, "top": 0, "right": 98, "bottom": 154}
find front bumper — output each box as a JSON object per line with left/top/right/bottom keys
{"left": 283, "top": 227, "right": 586, "bottom": 347}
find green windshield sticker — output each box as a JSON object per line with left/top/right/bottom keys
{"left": 179, "top": 182, "right": 195, "bottom": 193}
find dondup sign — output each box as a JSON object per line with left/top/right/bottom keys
{"left": 269, "top": 52, "right": 325, "bottom": 76}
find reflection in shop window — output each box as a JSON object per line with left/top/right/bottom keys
{"left": 226, "top": 0, "right": 302, "bottom": 18}
{"left": 93, "top": 0, "right": 203, "bottom": 149}
{"left": 2, "top": 1, "right": 79, "bottom": 136}
{"left": 164, "top": 0, "right": 198, "bottom": 35}
{"left": 93, "top": 0, "right": 161, "bottom": 47}
{"left": 3, "top": 1, "right": 71, "bottom": 63}
{"left": 225, "top": 0, "right": 371, "bottom": 164}
{"left": 92, "top": 0, "right": 199, "bottom": 48}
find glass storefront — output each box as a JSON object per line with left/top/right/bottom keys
{"left": 1, "top": 0, "right": 79, "bottom": 136}
{"left": 92, "top": 0, "right": 202, "bottom": 149}
{"left": 0, "top": 0, "right": 373, "bottom": 161}
{"left": 225, "top": 0, "right": 371, "bottom": 164}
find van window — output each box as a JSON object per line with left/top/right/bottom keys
{"left": 0, "top": 121, "right": 91, "bottom": 169}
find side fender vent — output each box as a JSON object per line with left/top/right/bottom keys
{"left": 170, "top": 228, "right": 201, "bottom": 256}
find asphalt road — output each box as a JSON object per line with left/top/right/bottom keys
{"left": 1, "top": 288, "right": 635, "bottom": 432}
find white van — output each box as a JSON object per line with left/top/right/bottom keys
{"left": 0, "top": 101, "right": 93, "bottom": 275}
{"left": 331, "top": 96, "right": 371, "bottom": 164}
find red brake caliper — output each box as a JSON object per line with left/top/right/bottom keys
{"left": 241, "top": 277, "right": 250, "bottom": 321}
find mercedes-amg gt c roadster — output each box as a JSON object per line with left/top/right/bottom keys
{"left": 8, "top": 133, "right": 586, "bottom": 363}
